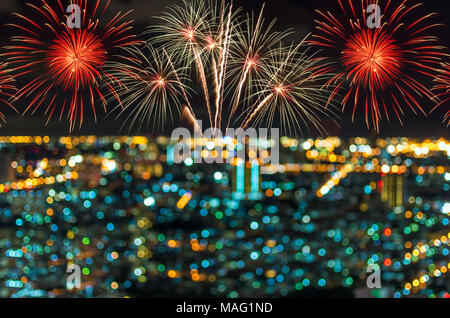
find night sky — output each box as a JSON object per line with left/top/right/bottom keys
{"left": 0, "top": 0, "right": 448, "bottom": 137}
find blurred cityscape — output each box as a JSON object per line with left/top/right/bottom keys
{"left": 0, "top": 135, "right": 448, "bottom": 298}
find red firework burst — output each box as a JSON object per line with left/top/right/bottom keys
{"left": 4, "top": 0, "right": 140, "bottom": 131}
{"left": 310, "top": 0, "right": 445, "bottom": 131}
{"left": 0, "top": 63, "right": 17, "bottom": 124}
{"left": 47, "top": 31, "right": 107, "bottom": 91}
{"left": 342, "top": 29, "right": 402, "bottom": 90}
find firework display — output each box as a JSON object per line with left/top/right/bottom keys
{"left": 3, "top": 0, "right": 140, "bottom": 131}
{"left": 0, "top": 0, "right": 446, "bottom": 133}
{"left": 310, "top": 0, "right": 446, "bottom": 131}
{"left": 107, "top": 0, "right": 337, "bottom": 134}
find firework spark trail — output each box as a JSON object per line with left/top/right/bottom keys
{"left": 4, "top": 0, "right": 139, "bottom": 131}
{"left": 166, "top": 48, "right": 203, "bottom": 134}
{"left": 182, "top": 106, "right": 203, "bottom": 136}
{"left": 165, "top": 49, "right": 195, "bottom": 115}
{"left": 228, "top": 4, "right": 264, "bottom": 128}
{"left": 214, "top": 2, "right": 233, "bottom": 132}
{"left": 194, "top": 45, "right": 214, "bottom": 128}
{"left": 310, "top": 0, "right": 445, "bottom": 131}
{"left": 0, "top": 63, "right": 18, "bottom": 124}
{"left": 241, "top": 93, "right": 274, "bottom": 130}
{"left": 432, "top": 62, "right": 450, "bottom": 126}
{"left": 212, "top": 2, "right": 226, "bottom": 132}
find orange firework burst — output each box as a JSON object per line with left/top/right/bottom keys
{"left": 0, "top": 63, "right": 17, "bottom": 124}
{"left": 310, "top": 0, "right": 445, "bottom": 131}
{"left": 4, "top": 0, "right": 140, "bottom": 131}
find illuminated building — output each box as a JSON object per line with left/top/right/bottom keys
{"left": 381, "top": 174, "right": 404, "bottom": 208}
{"left": 232, "top": 159, "right": 262, "bottom": 200}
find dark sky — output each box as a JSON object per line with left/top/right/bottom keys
{"left": 0, "top": 0, "right": 448, "bottom": 137}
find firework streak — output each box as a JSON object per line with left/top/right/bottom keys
{"left": 433, "top": 62, "right": 449, "bottom": 126}
{"left": 0, "top": 63, "right": 17, "bottom": 124}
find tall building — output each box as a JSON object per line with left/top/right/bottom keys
{"left": 381, "top": 174, "right": 404, "bottom": 208}
{"left": 0, "top": 150, "right": 14, "bottom": 183}
{"left": 232, "top": 159, "right": 261, "bottom": 200}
